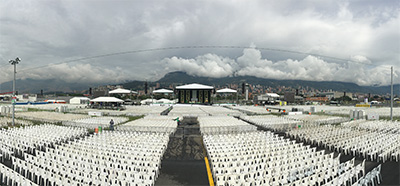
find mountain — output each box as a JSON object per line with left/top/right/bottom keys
{"left": 151, "top": 71, "right": 399, "bottom": 95}
{"left": 0, "top": 78, "right": 100, "bottom": 94}
{"left": 1, "top": 71, "right": 398, "bottom": 95}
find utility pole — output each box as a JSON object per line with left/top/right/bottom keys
{"left": 390, "top": 66, "right": 393, "bottom": 121}
{"left": 9, "top": 57, "right": 21, "bottom": 127}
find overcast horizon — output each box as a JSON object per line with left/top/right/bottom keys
{"left": 1, "top": 0, "right": 399, "bottom": 86}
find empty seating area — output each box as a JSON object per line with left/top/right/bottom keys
{"left": 284, "top": 115, "right": 348, "bottom": 125}
{"left": 286, "top": 125, "right": 400, "bottom": 162}
{"left": 16, "top": 112, "right": 89, "bottom": 124}
{"left": 199, "top": 116, "right": 257, "bottom": 134}
{"left": 7, "top": 131, "right": 169, "bottom": 185}
{"left": 168, "top": 106, "right": 210, "bottom": 116}
{"left": 0, "top": 117, "right": 33, "bottom": 127}
{"left": 117, "top": 116, "right": 177, "bottom": 134}
{"left": 240, "top": 115, "right": 302, "bottom": 132}
{"left": 357, "top": 120, "right": 400, "bottom": 133}
{"left": 0, "top": 125, "right": 88, "bottom": 160}
{"left": 227, "top": 106, "right": 270, "bottom": 115}
{"left": 63, "top": 116, "right": 129, "bottom": 129}
{"left": 203, "top": 131, "right": 368, "bottom": 186}
{"left": 198, "top": 106, "right": 242, "bottom": 116}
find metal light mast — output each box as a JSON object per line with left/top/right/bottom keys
{"left": 9, "top": 57, "right": 21, "bottom": 127}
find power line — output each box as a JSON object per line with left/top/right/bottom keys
{"left": 12, "top": 45, "right": 376, "bottom": 72}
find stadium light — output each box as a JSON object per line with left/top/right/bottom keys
{"left": 9, "top": 57, "right": 21, "bottom": 126}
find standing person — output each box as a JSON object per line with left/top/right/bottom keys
{"left": 109, "top": 119, "right": 114, "bottom": 131}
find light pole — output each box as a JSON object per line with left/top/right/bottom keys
{"left": 9, "top": 57, "right": 21, "bottom": 127}
{"left": 390, "top": 66, "right": 393, "bottom": 121}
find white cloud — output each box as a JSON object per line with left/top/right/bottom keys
{"left": 164, "top": 48, "right": 399, "bottom": 86}
{"left": 17, "top": 63, "right": 129, "bottom": 84}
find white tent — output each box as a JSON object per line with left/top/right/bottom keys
{"left": 266, "top": 93, "right": 280, "bottom": 98}
{"left": 109, "top": 88, "right": 137, "bottom": 94}
{"left": 157, "top": 98, "right": 175, "bottom": 104}
{"left": 153, "top": 89, "right": 174, "bottom": 94}
{"left": 91, "top": 97, "right": 124, "bottom": 103}
{"left": 176, "top": 83, "right": 214, "bottom": 90}
{"left": 69, "top": 97, "right": 90, "bottom": 104}
{"left": 140, "top": 99, "right": 157, "bottom": 105}
{"left": 216, "top": 88, "right": 237, "bottom": 93}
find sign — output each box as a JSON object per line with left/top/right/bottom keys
{"left": 11, "top": 97, "right": 16, "bottom": 104}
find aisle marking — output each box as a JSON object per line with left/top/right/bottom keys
{"left": 204, "top": 157, "right": 214, "bottom": 186}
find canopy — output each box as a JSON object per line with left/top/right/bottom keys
{"left": 109, "top": 88, "right": 137, "bottom": 94}
{"left": 176, "top": 83, "right": 214, "bottom": 90}
{"left": 91, "top": 97, "right": 124, "bottom": 103}
{"left": 157, "top": 98, "right": 175, "bottom": 103}
{"left": 216, "top": 88, "right": 237, "bottom": 93}
{"left": 140, "top": 99, "right": 157, "bottom": 105}
{"left": 266, "top": 93, "right": 280, "bottom": 98}
{"left": 153, "top": 88, "right": 174, "bottom": 94}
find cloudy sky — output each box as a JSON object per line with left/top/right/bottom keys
{"left": 0, "top": 0, "right": 399, "bottom": 86}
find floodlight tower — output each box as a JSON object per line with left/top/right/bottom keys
{"left": 9, "top": 57, "right": 21, "bottom": 126}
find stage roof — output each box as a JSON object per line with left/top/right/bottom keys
{"left": 176, "top": 83, "right": 214, "bottom": 90}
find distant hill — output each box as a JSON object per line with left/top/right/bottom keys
{"left": 0, "top": 78, "right": 100, "bottom": 94}
{"left": 1, "top": 71, "right": 398, "bottom": 95}
{"left": 149, "top": 71, "right": 399, "bottom": 95}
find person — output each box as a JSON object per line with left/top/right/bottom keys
{"left": 173, "top": 117, "right": 180, "bottom": 125}
{"left": 109, "top": 119, "right": 114, "bottom": 131}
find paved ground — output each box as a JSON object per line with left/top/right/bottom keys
{"left": 155, "top": 123, "right": 209, "bottom": 186}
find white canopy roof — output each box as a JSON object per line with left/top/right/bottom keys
{"left": 109, "top": 88, "right": 137, "bottom": 94}
{"left": 266, "top": 93, "right": 280, "bottom": 98}
{"left": 153, "top": 88, "right": 174, "bottom": 93}
{"left": 140, "top": 99, "right": 157, "bottom": 104}
{"left": 216, "top": 88, "right": 237, "bottom": 93}
{"left": 70, "top": 97, "right": 90, "bottom": 100}
{"left": 91, "top": 97, "right": 124, "bottom": 103}
{"left": 176, "top": 83, "right": 214, "bottom": 90}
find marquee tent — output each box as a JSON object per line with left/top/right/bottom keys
{"left": 153, "top": 89, "right": 174, "bottom": 94}
{"left": 109, "top": 88, "right": 137, "bottom": 94}
{"left": 69, "top": 97, "right": 90, "bottom": 104}
{"left": 91, "top": 97, "right": 124, "bottom": 103}
{"left": 216, "top": 88, "right": 237, "bottom": 93}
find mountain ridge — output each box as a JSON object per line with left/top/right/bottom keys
{"left": 0, "top": 71, "right": 398, "bottom": 95}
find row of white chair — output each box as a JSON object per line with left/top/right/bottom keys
{"left": 63, "top": 116, "right": 128, "bottom": 129}
{"left": 286, "top": 124, "right": 400, "bottom": 162}
{"left": 16, "top": 111, "right": 89, "bottom": 123}
{"left": 199, "top": 116, "right": 257, "bottom": 134}
{"left": 203, "top": 131, "right": 366, "bottom": 186}
{"left": 0, "top": 117, "right": 33, "bottom": 127}
{"left": 0, "top": 162, "right": 37, "bottom": 186}
{"left": 8, "top": 130, "right": 169, "bottom": 186}
{"left": 0, "top": 124, "right": 87, "bottom": 159}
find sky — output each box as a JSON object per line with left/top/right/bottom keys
{"left": 0, "top": 0, "right": 399, "bottom": 86}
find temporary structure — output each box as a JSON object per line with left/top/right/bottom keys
{"left": 216, "top": 88, "right": 237, "bottom": 93}
{"left": 69, "top": 97, "right": 90, "bottom": 104}
{"left": 109, "top": 88, "right": 137, "bottom": 94}
{"left": 176, "top": 83, "right": 214, "bottom": 104}
{"left": 176, "top": 83, "right": 214, "bottom": 90}
{"left": 91, "top": 97, "right": 124, "bottom": 103}
{"left": 153, "top": 89, "right": 174, "bottom": 94}
{"left": 216, "top": 88, "right": 238, "bottom": 104}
